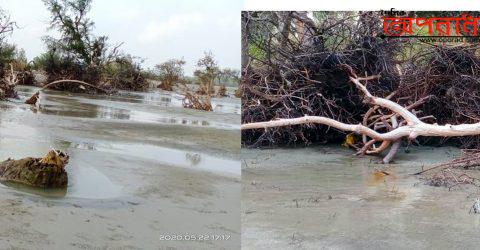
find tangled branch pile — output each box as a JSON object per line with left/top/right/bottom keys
{"left": 179, "top": 84, "right": 212, "bottom": 111}
{"left": 182, "top": 92, "right": 212, "bottom": 111}
{"left": 242, "top": 11, "right": 480, "bottom": 154}
{"left": 417, "top": 149, "right": 480, "bottom": 189}
{"left": 242, "top": 11, "right": 401, "bottom": 147}
{"left": 400, "top": 45, "right": 480, "bottom": 148}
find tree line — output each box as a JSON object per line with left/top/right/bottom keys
{"left": 0, "top": 0, "right": 239, "bottom": 97}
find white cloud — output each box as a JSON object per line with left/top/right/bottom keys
{"left": 3, "top": 0, "right": 241, "bottom": 75}
{"left": 216, "top": 15, "right": 241, "bottom": 28}
{"left": 138, "top": 12, "right": 205, "bottom": 43}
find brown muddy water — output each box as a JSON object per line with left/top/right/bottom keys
{"left": 0, "top": 85, "right": 240, "bottom": 249}
{"left": 242, "top": 146, "right": 480, "bottom": 249}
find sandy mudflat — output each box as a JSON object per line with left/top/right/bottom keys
{"left": 0, "top": 86, "right": 240, "bottom": 249}
{"left": 0, "top": 167, "right": 239, "bottom": 249}
{"left": 242, "top": 146, "right": 480, "bottom": 249}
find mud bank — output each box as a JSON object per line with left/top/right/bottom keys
{"left": 242, "top": 146, "right": 480, "bottom": 249}
{"left": 0, "top": 86, "right": 240, "bottom": 249}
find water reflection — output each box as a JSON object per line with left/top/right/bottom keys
{"left": 0, "top": 181, "right": 67, "bottom": 198}
{"left": 212, "top": 103, "right": 241, "bottom": 114}
{"left": 37, "top": 102, "right": 233, "bottom": 128}
{"left": 71, "top": 142, "right": 96, "bottom": 151}
{"left": 0, "top": 138, "right": 122, "bottom": 199}
{"left": 0, "top": 86, "right": 240, "bottom": 199}
{"left": 66, "top": 164, "right": 122, "bottom": 199}
{"left": 97, "top": 106, "right": 131, "bottom": 120}
{"left": 111, "top": 90, "right": 182, "bottom": 107}
{"left": 16, "top": 86, "right": 241, "bottom": 115}
{"left": 0, "top": 164, "right": 122, "bottom": 199}
{"left": 22, "top": 88, "right": 239, "bottom": 129}
{"left": 71, "top": 141, "right": 240, "bottom": 176}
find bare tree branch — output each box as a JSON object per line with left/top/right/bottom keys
{"left": 242, "top": 71, "right": 480, "bottom": 162}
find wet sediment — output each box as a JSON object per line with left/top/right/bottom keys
{"left": 0, "top": 85, "right": 240, "bottom": 249}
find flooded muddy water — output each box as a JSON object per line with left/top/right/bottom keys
{"left": 15, "top": 86, "right": 240, "bottom": 129}
{"left": 0, "top": 85, "right": 240, "bottom": 249}
{"left": 242, "top": 146, "right": 480, "bottom": 249}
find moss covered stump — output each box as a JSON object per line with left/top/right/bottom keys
{"left": 0, "top": 150, "right": 69, "bottom": 188}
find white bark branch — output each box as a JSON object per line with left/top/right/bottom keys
{"left": 348, "top": 76, "right": 421, "bottom": 125}
{"left": 242, "top": 74, "right": 480, "bottom": 143}
{"left": 241, "top": 115, "right": 480, "bottom": 141}
{"left": 383, "top": 140, "right": 401, "bottom": 164}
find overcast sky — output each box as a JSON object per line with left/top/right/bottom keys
{"left": 2, "top": 0, "right": 241, "bottom": 75}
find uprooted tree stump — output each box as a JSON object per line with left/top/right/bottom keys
{"left": 216, "top": 84, "right": 227, "bottom": 97}
{"left": 0, "top": 80, "right": 17, "bottom": 99}
{"left": 182, "top": 91, "right": 212, "bottom": 111}
{"left": 157, "top": 81, "right": 174, "bottom": 91}
{"left": 0, "top": 150, "right": 69, "bottom": 188}
{"left": 0, "top": 63, "right": 20, "bottom": 99}
{"left": 234, "top": 87, "right": 242, "bottom": 98}
{"left": 242, "top": 65, "right": 480, "bottom": 164}
{"left": 177, "top": 83, "right": 213, "bottom": 111}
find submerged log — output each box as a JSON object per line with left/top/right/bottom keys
{"left": 0, "top": 150, "right": 69, "bottom": 188}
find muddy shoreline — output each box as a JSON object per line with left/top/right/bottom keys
{"left": 242, "top": 146, "right": 480, "bottom": 249}
{"left": 0, "top": 85, "right": 240, "bottom": 249}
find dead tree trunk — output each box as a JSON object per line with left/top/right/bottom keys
{"left": 241, "top": 11, "right": 250, "bottom": 71}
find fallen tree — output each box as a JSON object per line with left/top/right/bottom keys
{"left": 182, "top": 91, "right": 212, "bottom": 111}
{"left": 242, "top": 65, "right": 480, "bottom": 163}
{"left": 25, "top": 79, "right": 112, "bottom": 106}
{"left": 178, "top": 83, "right": 212, "bottom": 111}
{"left": 242, "top": 11, "right": 480, "bottom": 150}
{"left": 242, "top": 11, "right": 403, "bottom": 147}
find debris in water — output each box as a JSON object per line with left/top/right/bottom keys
{"left": 368, "top": 169, "right": 392, "bottom": 185}
{"left": 415, "top": 149, "right": 480, "bottom": 175}
{"left": 216, "top": 84, "right": 227, "bottom": 97}
{"left": 470, "top": 198, "right": 480, "bottom": 214}
{"left": 0, "top": 149, "right": 69, "bottom": 188}
{"left": 423, "top": 168, "right": 480, "bottom": 190}
{"left": 25, "top": 91, "right": 39, "bottom": 105}
{"left": 177, "top": 83, "right": 213, "bottom": 111}
{"left": 341, "top": 134, "right": 357, "bottom": 149}
{"left": 418, "top": 149, "right": 480, "bottom": 190}
{"left": 25, "top": 79, "right": 112, "bottom": 106}
{"left": 182, "top": 91, "right": 212, "bottom": 111}
{"left": 185, "top": 153, "right": 201, "bottom": 165}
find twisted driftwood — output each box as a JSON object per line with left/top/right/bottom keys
{"left": 39, "top": 79, "right": 110, "bottom": 93}
{"left": 242, "top": 66, "right": 480, "bottom": 163}
{"left": 25, "top": 79, "right": 110, "bottom": 105}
